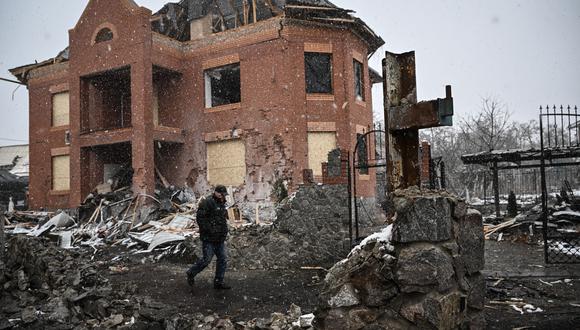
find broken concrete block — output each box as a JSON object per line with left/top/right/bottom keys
{"left": 424, "top": 292, "right": 464, "bottom": 329}
{"left": 393, "top": 196, "right": 452, "bottom": 243}
{"left": 102, "top": 314, "right": 124, "bottom": 328}
{"left": 457, "top": 209, "right": 484, "bottom": 274}
{"left": 21, "top": 306, "right": 37, "bottom": 323}
{"left": 453, "top": 200, "right": 467, "bottom": 219}
{"left": 299, "top": 313, "right": 315, "bottom": 328}
{"left": 328, "top": 283, "right": 360, "bottom": 308}
{"left": 401, "top": 291, "right": 463, "bottom": 329}
{"left": 396, "top": 245, "right": 454, "bottom": 293}
{"left": 17, "top": 269, "right": 28, "bottom": 291}
{"left": 463, "top": 272, "right": 485, "bottom": 310}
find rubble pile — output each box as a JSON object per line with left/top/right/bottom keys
{"left": 177, "top": 184, "right": 382, "bottom": 270}
{"left": 0, "top": 235, "right": 320, "bottom": 329}
{"left": 483, "top": 196, "right": 580, "bottom": 244}
{"left": 315, "top": 188, "right": 485, "bottom": 329}
{"left": 4, "top": 186, "right": 199, "bottom": 253}
{"left": 1, "top": 235, "right": 140, "bottom": 328}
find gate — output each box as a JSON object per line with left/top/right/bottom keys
{"left": 349, "top": 124, "right": 387, "bottom": 244}
{"left": 539, "top": 105, "right": 580, "bottom": 263}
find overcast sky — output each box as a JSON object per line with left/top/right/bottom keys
{"left": 1, "top": 0, "right": 579, "bottom": 146}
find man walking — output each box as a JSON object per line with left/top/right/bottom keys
{"left": 186, "top": 185, "right": 231, "bottom": 290}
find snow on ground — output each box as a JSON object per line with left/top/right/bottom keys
{"left": 548, "top": 240, "right": 580, "bottom": 257}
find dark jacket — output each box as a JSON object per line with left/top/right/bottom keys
{"left": 196, "top": 194, "right": 228, "bottom": 242}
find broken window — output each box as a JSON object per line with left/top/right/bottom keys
{"left": 204, "top": 63, "right": 241, "bottom": 108}
{"left": 95, "top": 28, "right": 113, "bottom": 43}
{"left": 354, "top": 59, "right": 365, "bottom": 101}
{"left": 207, "top": 139, "right": 246, "bottom": 186}
{"left": 307, "top": 132, "right": 337, "bottom": 177}
{"left": 52, "top": 92, "right": 69, "bottom": 127}
{"left": 305, "top": 52, "right": 333, "bottom": 94}
{"left": 52, "top": 155, "right": 70, "bottom": 191}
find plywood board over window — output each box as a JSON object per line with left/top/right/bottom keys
{"left": 308, "top": 132, "right": 337, "bottom": 177}
{"left": 52, "top": 155, "right": 70, "bottom": 191}
{"left": 207, "top": 139, "right": 246, "bottom": 186}
{"left": 52, "top": 92, "right": 70, "bottom": 127}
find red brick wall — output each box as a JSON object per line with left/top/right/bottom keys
{"left": 24, "top": 0, "right": 376, "bottom": 209}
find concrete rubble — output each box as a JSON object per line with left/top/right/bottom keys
{"left": 0, "top": 234, "right": 319, "bottom": 329}
{"left": 315, "top": 187, "right": 485, "bottom": 329}
{"left": 0, "top": 185, "right": 485, "bottom": 329}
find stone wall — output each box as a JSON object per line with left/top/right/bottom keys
{"left": 316, "top": 187, "right": 485, "bottom": 329}
{"left": 181, "top": 184, "right": 383, "bottom": 270}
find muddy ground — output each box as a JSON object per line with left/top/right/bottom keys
{"left": 3, "top": 235, "right": 580, "bottom": 329}
{"left": 95, "top": 238, "right": 580, "bottom": 329}
{"left": 106, "top": 263, "right": 324, "bottom": 321}
{"left": 484, "top": 240, "right": 580, "bottom": 329}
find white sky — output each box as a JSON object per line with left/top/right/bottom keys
{"left": 1, "top": 0, "right": 579, "bottom": 146}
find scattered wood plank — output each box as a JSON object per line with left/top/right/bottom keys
{"left": 155, "top": 166, "right": 170, "bottom": 189}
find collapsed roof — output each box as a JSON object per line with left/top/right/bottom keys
{"left": 11, "top": 0, "right": 384, "bottom": 84}
{"left": 152, "top": 0, "right": 383, "bottom": 48}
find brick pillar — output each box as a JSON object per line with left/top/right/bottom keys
{"left": 131, "top": 52, "right": 155, "bottom": 196}
{"left": 322, "top": 149, "right": 349, "bottom": 185}
{"left": 421, "top": 141, "right": 431, "bottom": 188}
{"left": 69, "top": 75, "right": 83, "bottom": 207}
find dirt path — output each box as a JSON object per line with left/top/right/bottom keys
{"left": 106, "top": 262, "right": 325, "bottom": 321}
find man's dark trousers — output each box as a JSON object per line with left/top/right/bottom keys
{"left": 188, "top": 240, "right": 227, "bottom": 284}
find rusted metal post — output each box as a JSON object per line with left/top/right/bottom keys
{"left": 493, "top": 161, "right": 500, "bottom": 218}
{"left": 383, "top": 50, "right": 453, "bottom": 196}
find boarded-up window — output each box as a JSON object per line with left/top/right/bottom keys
{"left": 353, "top": 59, "right": 365, "bottom": 101}
{"left": 207, "top": 139, "right": 246, "bottom": 186}
{"left": 52, "top": 92, "right": 70, "bottom": 127}
{"left": 52, "top": 155, "right": 70, "bottom": 191}
{"left": 305, "top": 53, "right": 333, "bottom": 94}
{"left": 204, "top": 63, "right": 241, "bottom": 108}
{"left": 308, "top": 132, "right": 337, "bottom": 176}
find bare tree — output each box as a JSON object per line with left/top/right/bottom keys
{"left": 461, "top": 97, "right": 513, "bottom": 152}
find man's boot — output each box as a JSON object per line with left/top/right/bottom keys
{"left": 214, "top": 282, "right": 231, "bottom": 290}
{"left": 186, "top": 271, "right": 195, "bottom": 287}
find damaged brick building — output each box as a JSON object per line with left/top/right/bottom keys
{"left": 10, "top": 0, "right": 384, "bottom": 209}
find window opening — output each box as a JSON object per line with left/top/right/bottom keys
{"left": 204, "top": 63, "right": 241, "bottom": 108}
{"left": 95, "top": 28, "right": 114, "bottom": 43}
{"left": 305, "top": 52, "right": 333, "bottom": 94}
{"left": 354, "top": 59, "right": 365, "bottom": 101}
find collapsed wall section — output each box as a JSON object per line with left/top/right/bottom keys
{"left": 316, "top": 188, "right": 485, "bottom": 329}
{"left": 181, "top": 183, "right": 383, "bottom": 270}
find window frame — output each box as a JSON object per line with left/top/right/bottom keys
{"left": 204, "top": 62, "right": 242, "bottom": 110}
{"left": 353, "top": 59, "right": 365, "bottom": 102}
{"left": 304, "top": 52, "right": 334, "bottom": 95}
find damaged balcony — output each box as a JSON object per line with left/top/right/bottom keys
{"left": 152, "top": 66, "right": 185, "bottom": 144}
{"left": 79, "top": 67, "right": 132, "bottom": 146}
{"left": 80, "top": 142, "right": 133, "bottom": 199}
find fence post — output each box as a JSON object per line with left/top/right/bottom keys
{"left": 0, "top": 205, "right": 5, "bottom": 265}
{"left": 493, "top": 161, "right": 501, "bottom": 218}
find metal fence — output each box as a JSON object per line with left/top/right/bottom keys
{"left": 540, "top": 105, "right": 580, "bottom": 263}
